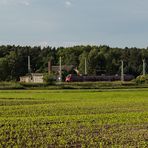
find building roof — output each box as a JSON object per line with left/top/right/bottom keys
{"left": 20, "top": 73, "right": 43, "bottom": 78}
{"left": 31, "top": 73, "right": 43, "bottom": 76}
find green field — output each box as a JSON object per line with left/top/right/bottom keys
{"left": 0, "top": 89, "right": 148, "bottom": 147}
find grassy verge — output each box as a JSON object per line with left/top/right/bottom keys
{"left": 1, "top": 81, "right": 148, "bottom": 90}
{"left": 0, "top": 82, "right": 24, "bottom": 90}
{"left": 21, "top": 81, "right": 148, "bottom": 90}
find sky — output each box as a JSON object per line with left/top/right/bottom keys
{"left": 0, "top": 0, "right": 148, "bottom": 48}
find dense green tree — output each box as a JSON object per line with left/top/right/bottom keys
{"left": 0, "top": 58, "right": 9, "bottom": 81}
{"left": 0, "top": 44, "right": 148, "bottom": 81}
{"left": 57, "top": 46, "right": 83, "bottom": 66}
{"left": 87, "top": 47, "right": 100, "bottom": 75}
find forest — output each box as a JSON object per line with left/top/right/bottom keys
{"left": 0, "top": 45, "right": 148, "bottom": 81}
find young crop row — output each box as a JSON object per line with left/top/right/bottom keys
{"left": 0, "top": 100, "right": 147, "bottom": 118}
{"left": 0, "top": 117, "right": 147, "bottom": 147}
{"left": 0, "top": 90, "right": 148, "bottom": 147}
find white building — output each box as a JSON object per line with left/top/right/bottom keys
{"left": 20, "top": 73, "right": 44, "bottom": 83}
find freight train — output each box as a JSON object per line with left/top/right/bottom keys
{"left": 65, "top": 74, "right": 134, "bottom": 82}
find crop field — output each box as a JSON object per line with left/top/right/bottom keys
{"left": 0, "top": 89, "right": 148, "bottom": 147}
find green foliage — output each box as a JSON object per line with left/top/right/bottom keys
{"left": 43, "top": 73, "right": 56, "bottom": 85}
{"left": 136, "top": 74, "right": 148, "bottom": 84}
{"left": 87, "top": 47, "right": 100, "bottom": 75}
{"left": 0, "top": 45, "right": 148, "bottom": 81}
{"left": 57, "top": 46, "right": 83, "bottom": 66}
{"left": 61, "top": 69, "right": 69, "bottom": 81}
{"left": 0, "top": 58, "right": 9, "bottom": 80}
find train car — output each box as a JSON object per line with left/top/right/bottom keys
{"left": 65, "top": 74, "right": 134, "bottom": 82}
{"left": 65, "top": 74, "right": 83, "bottom": 82}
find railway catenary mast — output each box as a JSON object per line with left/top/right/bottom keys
{"left": 28, "top": 56, "right": 31, "bottom": 74}
{"left": 59, "top": 56, "right": 62, "bottom": 83}
{"left": 85, "top": 58, "right": 87, "bottom": 75}
{"left": 143, "top": 59, "right": 146, "bottom": 76}
{"left": 121, "top": 60, "right": 124, "bottom": 82}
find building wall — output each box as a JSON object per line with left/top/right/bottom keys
{"left": 20, "top": 74, "right": 44, "bottom": 83}
{"left": 20, "top": 76, "right": 31, "bottom": 83}
{"left": 32, "top": 76, "right": 43, "bottom": 83}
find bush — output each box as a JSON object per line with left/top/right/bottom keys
{"left": 43, "top": 73, "right": 56, "bottom": 85}
{"left": 0, "top": 81, "right": 24, "bottom": 89}
{"left": 62, "top": 69, "right": 69, "bottom": 81}
{"left": 135, "top": 75, "right": 148, "bottom": 84}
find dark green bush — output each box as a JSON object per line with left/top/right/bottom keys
{"left": 135, "top": 75, "right": 148, "bottom": 84}
{"left": 43, "top": 73, "right": 56, "bottom": 85}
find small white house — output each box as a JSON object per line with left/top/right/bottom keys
{"left": 20, "top": 73, "right": 44, "bottom": 83}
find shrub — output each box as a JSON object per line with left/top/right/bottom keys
{"left": 43, "top": 73, "right": 56, "bottom": 85}
{"left": 135, "top": 75, "right": 148, "bottom": 84}
{"left": 62, "top": 69, "right": 69, "bottom": 81}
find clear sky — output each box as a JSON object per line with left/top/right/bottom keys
{"left": 0, "top": 0, "right": 148, "bottom": 48}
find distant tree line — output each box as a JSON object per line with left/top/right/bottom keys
{"left": 0, "top": 45, "right": 148, "bottom": 81}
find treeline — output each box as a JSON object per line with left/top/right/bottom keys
{"left": 0, "top": 45, "right": 148, "bottom": 81}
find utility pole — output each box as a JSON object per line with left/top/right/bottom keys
{"left": 85, "top": 58, "right": 87, "bottom": 75}
{"left": 143, "top": 59, "right": 146, "bottom": 76}
{"left": 121, "top": 60, "right": 124, "bottom": 82}
{"left": 48, "top": 61, "right": 52, "bottom": 74}
{"left": 28, "top": 56, "right": 31, "bottom": 74}
{"left": 59, "top": 56, "right": 62, "bottom": 83}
